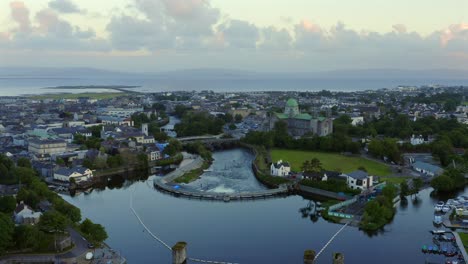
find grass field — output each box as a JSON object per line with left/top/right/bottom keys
{"left": 271, "top": 149, "right": 391, "bottom": 176}
{"left": 28, "top": 92, "right": 125, "bottom": 100}
{"left": 458, "top": 232, "right": 468, "bottom": 250}
{"left": 379, "top": 176, "right": 410, "bottom": 185}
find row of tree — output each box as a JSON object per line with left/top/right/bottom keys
{"left": 0, "top": 156, "right": 107, "bottom": 254}
{"left": 242, "top": 121, "right": 361, "bottom": 154}
{"left": 174, "top": 112, "right": 225, "bottom": 137}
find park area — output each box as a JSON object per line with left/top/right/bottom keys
{"left": 271, "top": 149, "right": 392, "bottom": 176}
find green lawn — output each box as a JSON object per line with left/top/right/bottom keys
{"left": 379, "top": 176, "right": 410, "bottom": 185}
{"left": 28, "top": 92, "right": 125, "bottom": 100}
{"left": 458, "top": 232, "right": 468, "bottom": 250}
{"left": 271, "top": 149, "right": 391, "bottom": 176}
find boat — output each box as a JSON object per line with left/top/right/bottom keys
{"left": 431, "top": 230, "right": 446, "bottom": 234}
{"left": 435, "top": 201, "right": 445, "bottom": 212}
{"left": 434, "top": 215, "right": 443, "bottom": 225}
{"left": 445, "top": 250, "right": 458, "bottom": 257}
{"left": 442, "top": 205, "right": 451, "bottom": 213}
{"left": 422, "top": 245, "right": 428, "bottom": 253}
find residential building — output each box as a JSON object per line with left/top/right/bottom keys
{"left": 54, "top": 167, "right": 93, "bottom": 183}
{"left": 270, "top": 160, "right": 291, "bottom": 177}
{"left": 342, "top": 170, "right": 373, "bottom": 190}
{"left": 410, "top": 134, "right": 425, "bottom": 145}
{"left": 14, "top": 201, "right": 42, "bottom": 225}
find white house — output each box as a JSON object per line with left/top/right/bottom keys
{"left": 342, "top": 170, "right": 373, "bottom": 190}
{"left": 270, "top": 160, "right": 291, "bottom": 177}
{"left": 14, "top": 202, "right": 42, "bottom": 225}
{"left": 351, "top": 116, "right": 364, "bottom": 126}
{"left": 410, "top": 134, "right": 425, "bottom": 145}
{"left": 54, "top": 167, "right": 93, "bottom": 183}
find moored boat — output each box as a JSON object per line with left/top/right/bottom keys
{"left": 434, "top": 215, "right": 443, "bottom": 225}
{"left": 442, "top": 205, "right": 451, "bottom": 213}
{"left": 435, "top": 201, "right": 445, "bottom": 212}
{"left": 431, "top": 229, "right": 446, "bottom": 234}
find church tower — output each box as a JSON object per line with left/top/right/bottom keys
{"left": 142, "top": 123, "right": 148, "bottom": 136}
{"left": 285, "top": 98, "right": 299, "bottom": 117}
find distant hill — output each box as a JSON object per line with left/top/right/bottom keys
{"left": 1, "top": 67, "right": 468, "bottom": 80}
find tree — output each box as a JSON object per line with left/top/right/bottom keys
{"left": 54, "top": 200, "right": 81, "bottom": 223}
{"left": 0, "top": 213, "right": 14, "bottom": 254}
{"left": 301, "top": 158, "right": 323, "bottom": 173}
{"left": 234, "top": 114, "right": 243, "bottom": 123}
{"left": 80, "top": 219, "right": 108, "bottom": 245}
{"left": 39, "top": 211, "right": 67, "bottom": 233}
{"left": 174, "top": 105, "right": 190, "bottom": 117}
{"left": 152, "top": 103, "right": 166, "bottom": 112}
{"left": 431, "top": 175, "right": 454, "bottom": 192}
{"left": 411, "top": 178, "right": 424, "bottom": 196}
{"left": 0, "top": 196, "right": 16, "bottom": 214}
{"left": 400, "top": 181, "right": 409, "bottom": 198}
{"left": 229, "top": 124, "right": 237, "bottom": 130}
{"left": 382, "top": 184, "right": 398, "bottom": 200}
{"left": 153, "top": 131, "right": 168, "bottom": 142}
{"left": 12, "top": 225, "right": 42, "bottom": 251}
{"left": 163, "top": 139, "right": 182, "bottom": 156}
{"left": 17, "top": 157, "right": 32, "bottom": 168}
{"left": 56, "top": 158, "right": 65, "bottom": 166}
{"left": 222, "top": 113, "right": 233, "bottom": 123}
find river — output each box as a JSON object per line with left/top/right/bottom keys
{"left": 62, "top": 149, "right": 467, "bottom": 264}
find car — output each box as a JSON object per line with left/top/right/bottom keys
{"left": 87, "top": 243, "right": 95, "bottom": 249}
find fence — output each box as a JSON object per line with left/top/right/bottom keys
{"left": 328, "top": 196, "right": 358, "bottom": 211}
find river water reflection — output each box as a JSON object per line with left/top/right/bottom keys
{"left": 63, "top": 149, "right": 467, "bottom": 264}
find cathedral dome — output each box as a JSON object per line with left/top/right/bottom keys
{"left": 286, "top": 98, "right": 298, "bottom": 107}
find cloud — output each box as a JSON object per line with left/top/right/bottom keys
{"left": 3, "top": 1, "right": 468, "bottom": 71}
{"left": 2, "top": 2, "right": 108, "bottom": 52}
{"left": 217, "top": 19, "right": 259, "bottom": 49}
{"left": 294, "top": 20, "right": 324, "bottom": 50}
{"left": 10, "top": 1, "right": 31, "bottom": 33}
{"left": 48, "top": 0, "right": 82, "bottom": 14}
{"left": 440, "top": 23, "right": 468, "bottom": 49}
{"left": 258, "top": 26, "right": 292, "bottom": 50}
{"left": 392, "top": 24, "right": 407, "bottom": 34}
{"left": 107, "top": 0, "right": 221, "bottom": 50}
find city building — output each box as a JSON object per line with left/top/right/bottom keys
{"left": 269, "top": 98, "right": 333, "bottom": 137}
{"left": 28, "top": 138, "right": 67, "bottom": 155}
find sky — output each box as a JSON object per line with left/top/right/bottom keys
{"left": 0, "top": 0, "right": 468, "bottom": 72}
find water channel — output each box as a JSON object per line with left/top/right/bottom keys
{"left": 63, "top": 148, "right": 467, "bottom": 264}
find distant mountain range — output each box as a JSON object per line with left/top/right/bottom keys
{"left": 1, "top": 67, "right": 468, "bottom": 80}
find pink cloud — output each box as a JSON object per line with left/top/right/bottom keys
{"left": 162, "top": 0, "right": 205, "bottom": 19}
{"left": 440, "top": 23, "right": 468, "bottom": 47}
{"left": 10, "top": 1, "right": 31, "bottom": 33}
{"left": 35, "top": 9, "right": 60, "bottom": 33}
{"left": 0, "top": 32, "right": 11, "bottom": 41}
{"left": 299, "top": 19, "right": 322, "bottom": 33}
{"left": 392, "top": 24, "right": 407, "bottom": 34}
